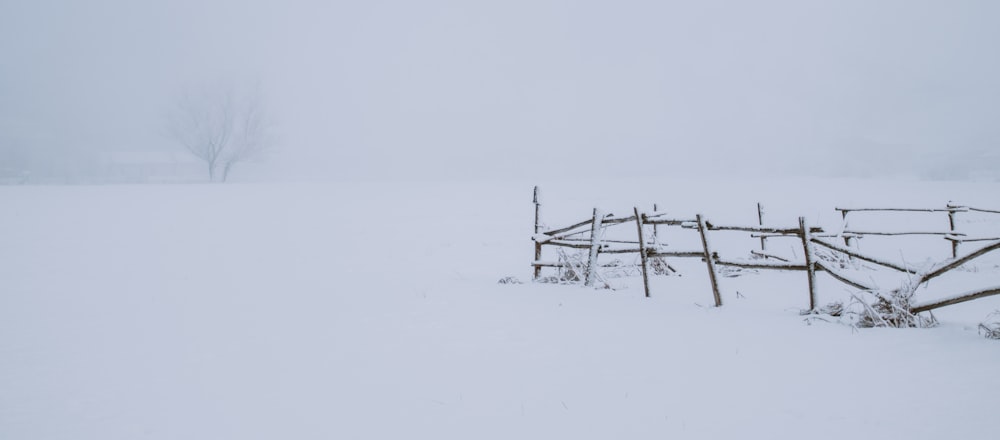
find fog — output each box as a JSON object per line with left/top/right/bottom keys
{"left": 2, "top": 0, "right": 999, "bottom": 183}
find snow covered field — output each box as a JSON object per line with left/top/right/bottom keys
{"left": 2, "top": 177, "right": 999, "bottom": 439}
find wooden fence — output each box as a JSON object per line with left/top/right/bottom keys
{"left": 838, "top": 204, "right": 1000, "bottom": 258}
{"left": 530, "top": 186, "right": 1000, "bottom": 314}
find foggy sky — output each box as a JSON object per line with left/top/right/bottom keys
{"left": 2, "top": 0, "right": 999, "bottom": 182}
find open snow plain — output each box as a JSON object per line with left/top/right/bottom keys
{"left": 2, "top": 177, "right": 999, "bottom": 439}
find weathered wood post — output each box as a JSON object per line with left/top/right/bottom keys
{"left": 634, "top": 207, "right": 651, "bottom": 298}
{"left": 652, "top": 203, "right": 660, "bottom": 245}
{"left": 839, "top": 209, "right": 856, "bottom": 264}
{"left": 533, "top": 186, "right": 542, "bottom": 280}
{"left": 947, "top": 202, "right": 959, "bottom": 258}
{"left": 696, "top": 214, "right": 722, "bottom": 307}
{"left": 840, "top": 209, "right": 855, "bottom": 249}
{"left": 584, "top": 208, "right": 605, "bottom": 287}
{"left": 757, "top": 202, "right": 768, "bottom": 252}
{"left": 799, "top": 216, "right": 818, "bottom": 311}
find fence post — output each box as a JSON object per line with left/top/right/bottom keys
{"left": 757, "top": 202, "right": 768, "bottom": 252}
{"left": 634, "top": 207, "right": 651, "bottom": 298}
{"left": 584, "top": 208, "right": 605, "bottom": 287}
{"left": 947, "top": 202, "right": 959, "bottom": 258}
{"left": 696, "top": 214, "right": 722, "bottom": 307}
{"left": 652, "top": 203, "right": 660, "bottom": 245}
{"left": 533, "top": 186, "right": 542, "bottom": 280}
{"left": 840, "top": 209, "right": 856, "bottom": 264}
{"left": 841, "top": 209, "right": 855, "bottom": 249}
{"left": 799, "top": 217, "right": 818, "bottom": 311}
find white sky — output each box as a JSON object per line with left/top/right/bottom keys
{"left": 2, "top": 0, "right": 999, "bottom": 181}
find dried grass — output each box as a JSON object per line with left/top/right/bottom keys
{"left": 849, "top": 286, "right": 937, "bottom": 329}
{"left": 979, "top": 311, "right": 1000, "bottom": 339}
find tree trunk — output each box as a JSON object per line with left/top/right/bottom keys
{"left": 221, "top": 162, "right": 233, "bottom": 183}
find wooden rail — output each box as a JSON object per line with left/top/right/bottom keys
{"left": 809, "top": 238, "right": 915, "bottom": 273}
{"left": 836, "top": 206, "right": 969, "bottom": 213}
{"left": 912, "top": 287, "right": 1000, "bottom": 313}
{"left": 918, "top": 241, "right": 1000, "bottom": 286}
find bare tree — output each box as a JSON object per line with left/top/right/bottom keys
{"left": 166, "top": 86, "right": 273, "bottom": 182}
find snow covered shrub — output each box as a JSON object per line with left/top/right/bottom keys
{"left": 815, "top": 248, "right": 857, "bottom": 270}
{"left": 554, "top": 249, "right": 586, "bottom": 283}
{"left": 497, "top": 276, "right": 523, "bottom": 285}
{"left": 819, "top": 301, "right": 844, "bottom": 317}
{"left": 537, "top": 249, "right": 618, "bottom": 288}
{"left": 849, "top": 288, "right": 937, "bottom": 329}
{"left": 802, "top": 302, "right": 847, "bottom": 326}
{"left": 718, "top": 265, "right": 755, "bottom": 278}
{"left": 648, "top": 256, "right": 676, "bottom": 275}
{"left": 978, "top": 311, "right": 1000, "bottom": 339}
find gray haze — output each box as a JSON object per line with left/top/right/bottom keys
{"left": 2, "top": 0, "right": 999, "bottom": 183}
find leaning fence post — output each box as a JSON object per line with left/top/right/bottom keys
{"left": 533, "top": 186, "right": 542, "bottom": 280}
{"left": 947, "top": 202, "right": 959, "bottom": 258}
{"left": 799, "top": 216, "right": 818, "bottom": 311}
{"left": 696, "top": 214, "right": 722, "bottom": 307}
{"left": 634, "top": 207, "right": 651, "bottom": 298}
{"left": 584, "top": 208, "right": 605, "bottom": 287}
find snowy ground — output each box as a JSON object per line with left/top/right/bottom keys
{"left": 2, "top": 177, "right": 999, "bottom": 439}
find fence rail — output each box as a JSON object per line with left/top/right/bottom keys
{"left": 837, "top": 203, "right": 1000, "bottom": 257}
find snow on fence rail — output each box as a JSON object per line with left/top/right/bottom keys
{"left": 530, "top": 186, "right": 1000, "bottom": 315}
